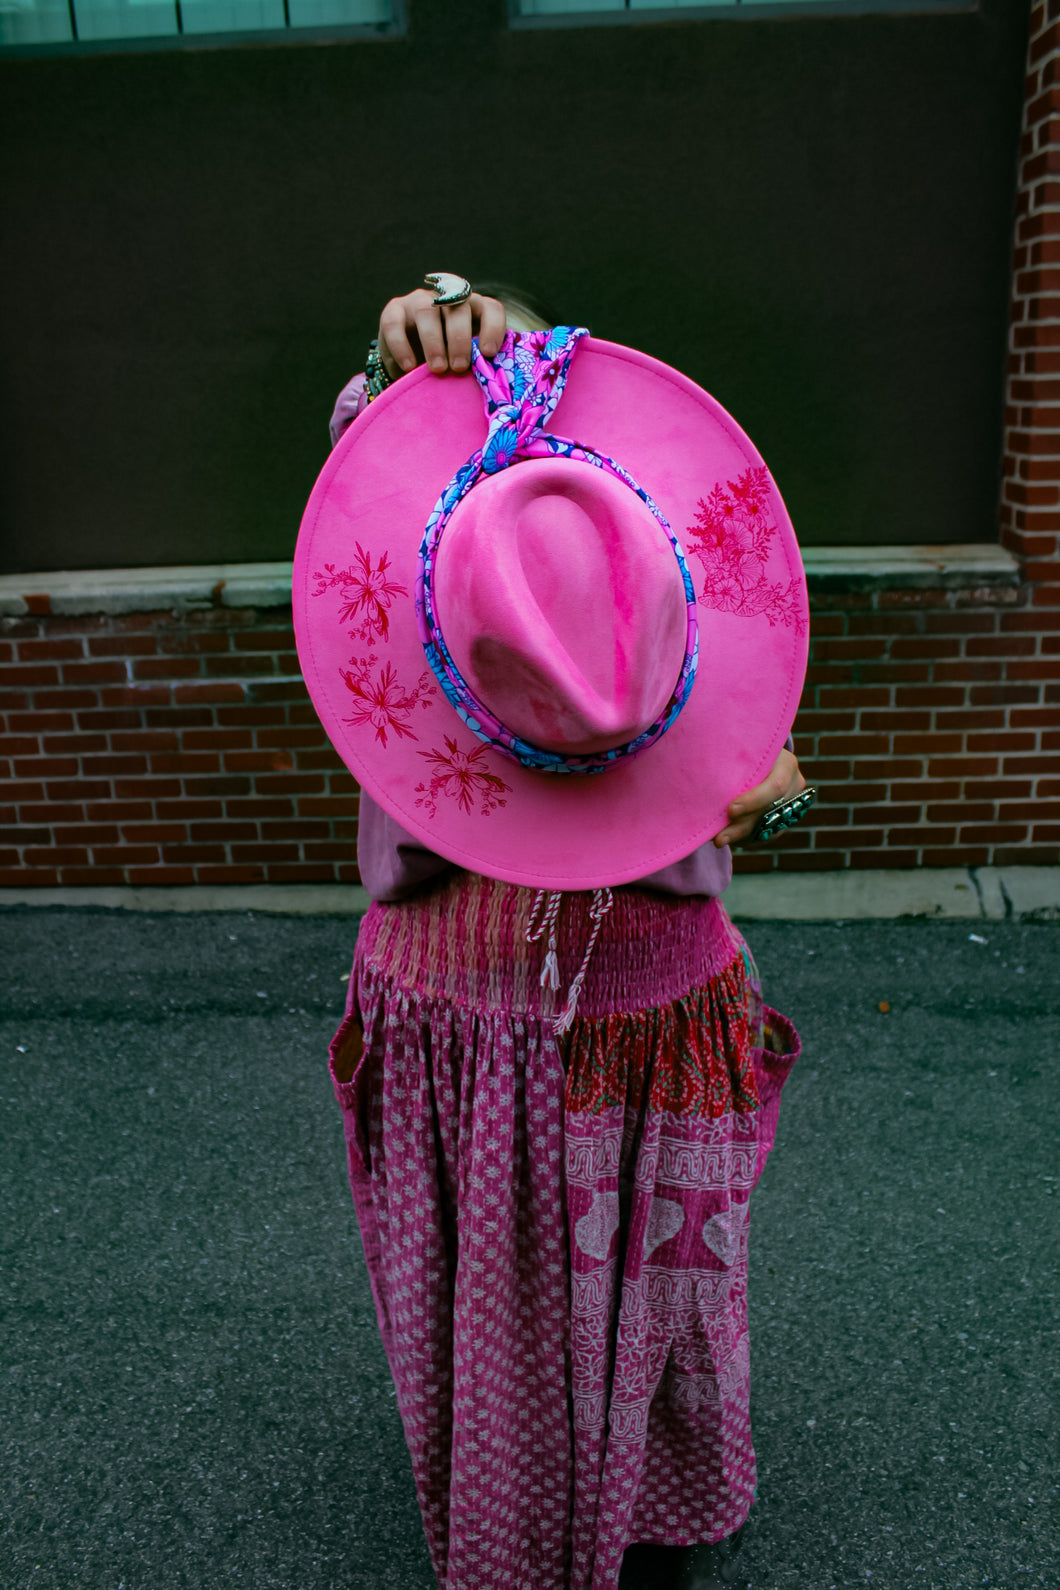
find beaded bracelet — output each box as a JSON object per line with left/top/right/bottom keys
{"left": 364, "top": 339, "right": 393, "bottom": 404}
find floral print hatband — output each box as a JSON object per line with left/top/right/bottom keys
{"left": 415, "top": 325, "right": 700, "bottom": 776}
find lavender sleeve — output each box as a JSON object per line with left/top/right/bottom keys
{"left": 356, "top": 793, "right": 454, "bottom": 902}
{"left": 329, "top": 372, "right": 369, "bottom": 449}
{"left": 328, "top": 370, "right": 792, "bottom": 904}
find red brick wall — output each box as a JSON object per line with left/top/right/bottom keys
{"left": 0, "top": 607, "right": 359, "bottom": 888}
{"left": 736, "top": 0, "right": 1053, "bottom": 880}
{"left": 734, "top": 0, "right": 1051, "bottom": 881}
{"left": 735, "top": 581, "right": 1059, "bottom": 876}
{"left": 1, "top": 583, "right": 1056, "bottom": 889}
{"left": 3, "top": 6, "right": 1059, "bottom": 891}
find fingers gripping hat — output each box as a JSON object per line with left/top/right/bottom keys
{"left": 293, "top": 326, "right": 809, "bottom": 892}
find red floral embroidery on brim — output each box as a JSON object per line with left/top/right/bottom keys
{"left": 340, "top": 657, "right": 435, "bottom": 748}
{"left": 312, "top": 545, "right": 407, "bottom": 645}
{"left": 687, "top": 467, "right": 806, "bottom": 635}
{"left": 414, "top": 736, "right": 510, "bottom": 818}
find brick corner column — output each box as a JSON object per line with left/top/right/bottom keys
{"left": 1003, "top": 0, "right": 1060, "bottom": 608}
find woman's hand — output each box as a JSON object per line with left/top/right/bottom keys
{"left": 377, "top": 287, "right": 509, "bottom": 381}
{"left": 713, "top": 747, "right": 806, "bottom": 848}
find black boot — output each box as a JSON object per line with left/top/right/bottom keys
{"left": 617, "top": 1528, "right": 749, "bottom": 1590}
{"left": 617, "top": 1543, "right": 693, "bottom": 1590}
{"left": 680, "top": 1525, "right": 749, "bottom": 1590}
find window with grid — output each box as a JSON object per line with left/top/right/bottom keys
{"left": 514, "top": 0, "right": 964, "bottom": 15}
{"left": 0, "top": 0, "right": 394, "bottom": 48}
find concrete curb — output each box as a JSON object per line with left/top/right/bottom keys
{"left": 0, "top": 882, "right": 371, "bottom": 916}
{"left": 0, "top": 867, "right": 1057, "bottom": 920}
{"left": 726, "top": 866, "right": 1059, "bottom": 921}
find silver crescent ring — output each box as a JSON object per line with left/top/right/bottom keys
{"left": 424, "top": 271, "right": 472, "bottom": 308}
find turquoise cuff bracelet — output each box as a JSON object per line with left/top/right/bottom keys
{"left": 748, "top": 786, "right": 817, "bottom": 843}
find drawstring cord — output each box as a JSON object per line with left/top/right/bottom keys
{"left": 526, "top": 887, "right": 614, "bottom": 1035}
{"left": 553, "top": 887, "right": 614, "bottom": 1035}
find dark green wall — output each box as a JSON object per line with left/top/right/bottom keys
{"left": 0, "top": 0, "right": 1029, "bottom": 572}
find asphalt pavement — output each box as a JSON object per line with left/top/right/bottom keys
{"left": 0, "top": 907, "right": 1055, "bottom": 1590}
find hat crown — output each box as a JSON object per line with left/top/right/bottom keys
{"left": 437, "top": 459, "right": 688, "bottom": 756}
{"left": 415, "top": 326, "right": 700, "bottom": 775}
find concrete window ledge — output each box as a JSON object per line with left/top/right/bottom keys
{"left": 0, "top": 867, "right": 1056, "bottom": 921}
{"left": 801, "top": 544, "right": 1021, "bottom": 591}
{"left": 0, "top": 563, "right": 296, "bottom": 617}
{"left": 0, "top": 545, "right": 1024, "bottom": 617}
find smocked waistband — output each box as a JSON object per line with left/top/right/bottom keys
{"left": 356, "top": 872, "right": 742, "bottom": 1021}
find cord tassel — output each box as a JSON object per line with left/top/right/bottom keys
{"left": 526, "top": 889, "right": 564, "bottom": 991}
{"left": 552, "top": 887, "right": 613, "bottom": 1035}
{"left": 527, "top": 886, "right": 614, "bottom": 1033}
{"left": 551, "top": 989, "right": 580, "bottom": 1036}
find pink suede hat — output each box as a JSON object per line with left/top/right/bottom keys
{"left": 293, "top": 327, "right": 808, "bottom": 890}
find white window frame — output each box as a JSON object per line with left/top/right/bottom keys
{"left": 510, "top": 0, "right": 976, "bottom": 25}
{"left": 0, "top": 0, "right": 403, "bottom": 54}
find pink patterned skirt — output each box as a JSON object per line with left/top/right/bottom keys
{"left": 329, "top": 871, "right": 799, "bottom": 1590}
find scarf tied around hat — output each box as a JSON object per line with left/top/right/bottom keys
{"left": 415, "top": 325, "right": 701, "bottom": 778}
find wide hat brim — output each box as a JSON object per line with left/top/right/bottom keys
{"left": 293, "top": 337, "right": 809, "bottom": 891}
